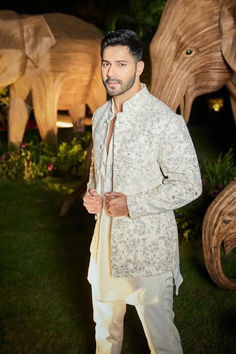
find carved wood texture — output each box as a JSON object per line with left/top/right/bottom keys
{"left": 202, "top": 181, "right": 236, "bottom": 290}
{"left": 150, "top": 0, "right": 236, "bottom": 123}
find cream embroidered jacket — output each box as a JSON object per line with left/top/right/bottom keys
{"left": 87, "top": 85, "right": 202, "bottom": 277}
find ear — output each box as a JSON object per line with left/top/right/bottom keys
{"left": 22, "top": 15, "right": 56, "bottom": 67}
{"left": 136, "top": 61, "right": 145, "bottom": 77}
{"left": 220, "top": 0, "right": 236, "bottom": 72}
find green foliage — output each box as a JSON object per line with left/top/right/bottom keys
{"left": 176, "top": 148, "right": 236, "bottom": 241}
{"left": 0, "top": 133, "right": 91, "bottom": 182}
{"left": 109, "top": 0, "right": 166, "bottom": 40}
{"left": 200, "top": 148, "right": 236, "bottom": 197}
{"left": 56, "top": 137, "right": 87, "bottom": 177}
{"left": 0, "top": 87, "right": 9, "bottom": 125}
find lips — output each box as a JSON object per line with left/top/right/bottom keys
{"left": 106, "top": 78, "right": 122, "bottom": 85}
{"left": 108, "top": 81, "right": 119, "bottom": 87}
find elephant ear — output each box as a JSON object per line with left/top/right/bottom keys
{"left": 220, "top": 0, "right": 236, "bottom": 72}
{"left": 22, "top": 15, "right": 56, "bottom": 67}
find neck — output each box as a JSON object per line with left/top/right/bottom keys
{"left": 113, "top": 81, "right": 142, "bottom": 113}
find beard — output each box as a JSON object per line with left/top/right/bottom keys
{"left": 102, "top": 72, "right": 136, "bottom": 97}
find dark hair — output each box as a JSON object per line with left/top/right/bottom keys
{"left": 101, "top": 29, "right": 143, "bottom": 61}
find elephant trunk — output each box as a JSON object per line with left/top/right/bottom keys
{"left": 150, "top": 37, "right": 231, "bottom": 122}
{"left": 0, "top": 12, "right": 26, "bottom": 88}
{"left": 150, "top": 37, "right": 191, "bottom": 121}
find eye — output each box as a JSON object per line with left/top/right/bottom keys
{"left": 186, "top": 49, "right": 193, "bottom": 55}
{"left": 102, "top": 62, "right": 109, "bottom": 68}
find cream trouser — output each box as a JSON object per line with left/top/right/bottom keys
{"left": 91, "top": 273, "right": 183, "bottom": 354}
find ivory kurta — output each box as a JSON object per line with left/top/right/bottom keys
{"left": 87, "top": 84, "right": 202, "bottom": 278}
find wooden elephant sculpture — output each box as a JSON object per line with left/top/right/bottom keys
{"left": 202, "top": 181, "right": 236, "bottom": 290}
{"left": 150, "top": 0, "right": 236, "bottom": 123}
{"left": 0, "top": 11, "right": 106, "bottom": 145}
{"left": 150, "top": 0, "right": 236, "bottom": 289}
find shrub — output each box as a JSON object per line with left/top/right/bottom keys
{"left": 176, "top": 148, "right": 236, "bottom": 241}
{"left": 55, "top": 137, "right": 87, "bottom": 178}
{"left": 200, "top": 148, "right": 236, "bottom": 198}
{"left": 0, "top": 133, "right": 91, "bottom": 182}
{"left": 0, "top": 87, "right": 9, "bottom": 127}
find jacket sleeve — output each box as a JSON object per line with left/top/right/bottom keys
{"left": 86, "top": 148, "right": 96, "bottom": 191}
{"left": 126, "top": 114, "right": 202, "bottom": 218}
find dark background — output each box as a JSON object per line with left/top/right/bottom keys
{"left": 0, "top": 0, "right": 129, "bottom": 30}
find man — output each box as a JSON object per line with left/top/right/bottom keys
{"left": 83, "top": 29, "right": 202, "bottom": 354}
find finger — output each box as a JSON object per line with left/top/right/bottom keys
{"left": 89, "top": 189, "right": 98, "bottom": 196}
{"left": 105, "top": 199, "right": 113, "bottom": 213}
{"left": 105, "top": 196, "right": 116, "bottom": 202}
{"left": 84, "top": 198, "right": 100, "bottom": 209}
{"left": 83, "top": 196, "right": 94, "bottom": 205}
{"left": 105, "top": 201, "right": 110, "bottom": 212}
{"left": 104, "top": 191, "right": 121, "bottom": 198}
{"left": 107, "top": 209, "right": 113, "bottom": 216}
{"left": 105, "top": 198, "right": 110, "bottom": 207}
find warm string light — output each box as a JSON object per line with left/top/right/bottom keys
{"left": 56, "top": 121, "right": 73, "bottom": 128}
{"left": 208, "top": 98, "right": 224, "bottom": 112}
{"left": 56, "top": 114, "right": 92, "bottom": 128}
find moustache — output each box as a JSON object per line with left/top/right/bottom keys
{"left": 105, "top": 78, "right": 122, "bottom": 85}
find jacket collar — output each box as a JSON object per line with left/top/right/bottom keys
{"left": 110, "top": 83, "right": 149, "bottom": 115}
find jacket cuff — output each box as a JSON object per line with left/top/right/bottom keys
{"left": 126, "top": 193, "right": 145, "bottom": 218}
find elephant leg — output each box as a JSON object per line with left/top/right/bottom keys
{"left": 32, "top": 73, "right": 62, "bottom": 144}
{"left": 69, "top": 104, "right": 86, "bottom": 132}
{"left": 8, "top": 85, "right": 29, "bottom": 147}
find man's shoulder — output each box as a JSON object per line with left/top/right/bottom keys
{"left": 93, "top": 101, "right": 110, "bottom": 118}
{"left": 145, "top": 90, "right": 175, "bottom": 115}
{"left": 140, "top": 88, "right": 178, "bottom": 125}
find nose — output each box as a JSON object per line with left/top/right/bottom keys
{"left": 106, "top": 65, "right": 116, "bottom": 78}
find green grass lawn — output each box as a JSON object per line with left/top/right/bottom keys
{"left": 0, "top": 177, "right": 235, "bottom": 354}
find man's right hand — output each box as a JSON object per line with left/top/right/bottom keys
{"left": 83, "top": 189, "right": 103, "bottom": 214}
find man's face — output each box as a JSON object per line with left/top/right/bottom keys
{"left": 101, "top": 45, "right": 138, "bottom": 97}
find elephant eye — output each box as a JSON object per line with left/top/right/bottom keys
{"left": 186, "top": 49, "right": 193, "bottom": 55}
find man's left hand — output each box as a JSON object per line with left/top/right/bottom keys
{"left": 104, "top": 192, "right": 129, "bottom": 217}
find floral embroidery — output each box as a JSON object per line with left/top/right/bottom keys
{"left": 88, "top": 85, "right": 202, "bottom": 277}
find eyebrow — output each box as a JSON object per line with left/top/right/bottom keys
{"left": 102, "top": 59, "right": 129, "bottom": 63}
